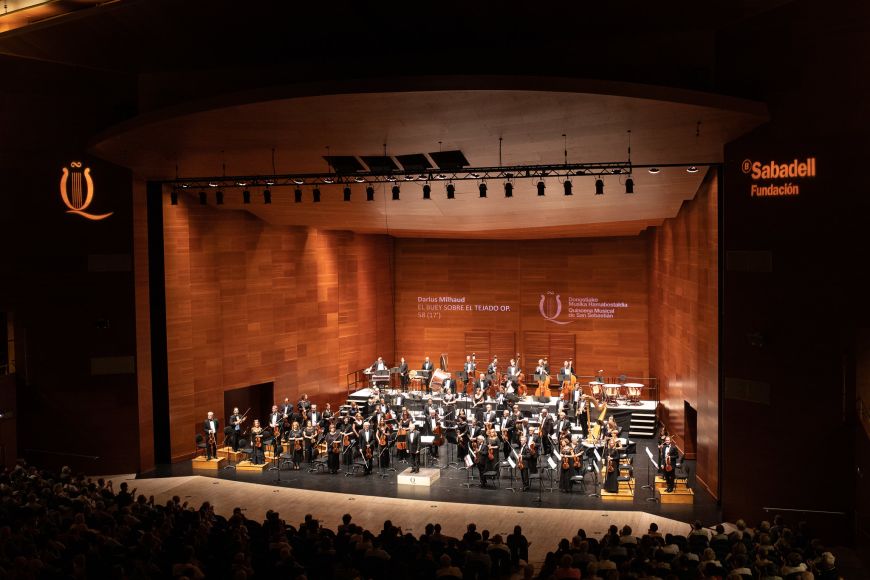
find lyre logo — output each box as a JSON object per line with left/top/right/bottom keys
{"left": 59, "top": 161, "right": 113, "bottom": 221}
{"left": 539, "top": 291, "right": 573, "bottom": 325}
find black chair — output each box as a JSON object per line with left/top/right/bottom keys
{"left": 238, "top": 438, "right": 254, "bottom": 463}
{"left": 569, "top": 473, "right": 586, "bottom": 492}
{"left": 195, "top": 434, "right": 208, "bottom": 458}
{"left": 482, "top": 470, "right": 499, "bottom": 488}
{"left": 688, "top": 534, "right": 709, "bottom": 554}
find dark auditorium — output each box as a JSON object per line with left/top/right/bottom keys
{"left": 0, "top": 1, "right": 868, "bottom": 578}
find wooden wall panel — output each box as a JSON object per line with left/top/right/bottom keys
{"left": 163, "top": 198, "right": 393, "bottom": 461}
{"left": 395, "top": 237, "right": 649, "bottom": 378}
{"left": 648, "top": 169, "right": 719, "bottom": 498}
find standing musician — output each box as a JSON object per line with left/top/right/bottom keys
{"left": 396, "top": 409, "right": 411, "bottom": 461}
{"left": 595, "top": 369, "right": 605, "bottom": 384}
{"left": 660, "top": 435, "right": 679, "bottom": 492}
{"left": 302, "top": 419, "right": 317, "bottom": 463}
{"left": 484, "top": 429, "right": 500, "bottom": 485}
{"left": 455, "top": 413, "right": 469, "bottom": 463}
{"left": 487, "top": 356, "right": 499, "bottom": 378}
{"left": 280, "top": 397, "right": 294, "bottom": 420}
{"left": 518, "top": 434, "right": 538, "bottom": 491}
{"left": 376, "top": 421, "right": 391, "bottom": 469}
{"left": 250, "top": 419, "right": 266, "bottom": 465}
{"left": 203, "top": 412, "right": 219, "bottom": 460}
{"left": 322, "top": 402, "right": 334, "bottom": 425}
{"left": 604, "top": 436, "right": 620, "bottom": 493}
{"left": 463, "top": 355, "right": 476, "bottom": 389}
{"left": 605, "top": 416, "right": 621, "bottom": 439}
{"left": 539, "top": 408, "right": 555, "bottom": 454}
{"left": 268, "top": 405, "right": 283, "bottom": 440}
{"left": 398, "top": 356, "right": 409, "bottom": 391}
{"left": 483, "top": 404, "right": 497, "bottom": 427}
{"left": 368, "top": 356, "right": 389, "bottom": 373}
{"left": 498, "top": 410, "right": 514, "bottom": 458}
{"left": 325, "top": 422, "right": 342, "bottom": 474}
{"left": 229, "top": 407, "right": 244, "bottom": 452}
{"left": 423, "top": 410, "right": 442, "bottom": 460}
{"left": 359, "top": 421, "right": 376, "bottom": 475}
{"left": 298, "top": 393, "right": 312, "bottom": 417}
{"left": 556, "top": 411, "right": 572, "bottom": 441}
{"left": 542, "top": 357, "right": 550, "bottom": 375}
{"left": 309, "top": 404, "right": 322, "bottom": 429}
{"left": 536, "top": 359, "right": 548, "bottom": 379}
{"left": 421, "top": 356, "right": 434, "bottom": 390}
{"left": 340, "top": 416, "right": 356, "bottom": 466}
{"left": 407, "top": 422, "right": 421, "bottom": 473}
{"left": 287, "top": 420, "right": 304, "bottom": 470}
{"left": 474, "top": 436, "right": 490, "bottom": 487}
{"left": 506, "top": 358, "right": 520, "bottom": 385}
{"left": 559, "top": 439, "right": 576, "bottom": 492}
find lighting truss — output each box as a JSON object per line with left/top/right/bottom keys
{"left": 164, "top": 161, "right": 713, "bottom": 191}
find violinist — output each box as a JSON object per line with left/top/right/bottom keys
{"left": 352, "top": 412, "right": 365, "bottom": 438}
{"left": 325, "top": 422, "right": 342, "bottom": 474}
{"left": 423, "top": 410, "right": 442, "bottom": 460}
{"left": 302, "top": 419, "right": 317, "bottom": 463}
{"left": 360, "top": 420, "right": 375, "bottom": 475}
{"left": 229, "top": 407, "right": 244, "bottom": 452}
{"left": 518, "top": 435, "right": 538, "bottom": 491}
{"left": 539, "top": 408, "right": 555, "bottom": 454}
{"left": 407, "top": 422, "right": 421, "bottom": 473}
{"left": 280, "top": 397, "right": 294, "bottom": 421}
{"left": 485, "top": 427, "right": 500, "bottom": 475}
{"left": 376, "top": 422, "right": 391, "bottom": 469}
{"left": 475, "top": 435, "right": 491, "bottom": 487}
{"left": 604, "top": 436, "right": 620, "bottom": 493}
{"left": 455, "top": 413, "right": 469, "bottom": 462}
{"left": 203, "top": 411, "right": 219, "bottom": 460}
{"left": 298, "top": 393, "right": 312, "bottom": 416}
{"left": 396, "top": 409, "right": 411, "bottom": 461}
{"left": 288, "top": 420, "right": 303, "bottom": 470}
{"left": 322, "top": 402, "right": 334, "bottom": 426}
{"left": 559, "top": 439, "right": 575, "bottom": 492}
{"left": 498, "top": 410, "right": 514, "bottom": 458}
{"left": 250, "top": 419, "right": 266, "bottom": 465}
{"left": 661, "top": 436, "right": 679, "bottom": 492}
{"left": 268, "top": 405, "right": 284, "bottom": 455}
{"left": 309, "top": 404, "right": 321, "bottom": 429}
{"left": 340, "top": 416, "right": 355, "bottom": 466}
{"left": 556, "top": 411, "right": 572, "bottom": 441}
{"left": 482, "top": 404, "right": 496, "bottom": 427}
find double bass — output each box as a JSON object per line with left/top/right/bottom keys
{"left": 433, "top": 422, "right": 444, "bottom": 447}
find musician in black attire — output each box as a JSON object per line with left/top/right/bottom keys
{"left": 228, "top": 407, "right": 243, "bottom": 452}
{"left": 421, "top": 356, "right": 434, "bottom": 390}
{"left": 359, "top": 421, "right": 376, "bottom": 475}
{"left": 280, "top": 397, "right": 294, "bottom": 421}
{"left": 407, "top": 422, "right": 421, "bottom": 473}
{"left": 455, "top": 414, "right": 469, "bottom": 462}
{"left": 539, "top": 408, "right": 554, "bottom": 454}
{"left": 325, "top": 423, "right": 342, "bottom": 474}
{"left": 423, "top": 410, "right": 442, "bottom": 459}
{"left": 398, "top": 357, "right": 409, "bottom": 391}
{"left": 660, "top": 436, "right": 680, "bottom": 492}
{"left": 203, "top": 412, "right": 219, "bottom": 460}
{"left": 475, "top": 436, "right": 490, "bottom": 487}
{"left": 518, "top": 435, "right": 537, "bottom": 491}
{"left": 498, "top": 410, "right": 513, "bottom": 458}
{"left": 604, "top": 437, "right": 620, "bottom": 493}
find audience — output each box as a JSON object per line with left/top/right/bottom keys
{"left": 0, "top": 461, "right": 847, "bottom": 579}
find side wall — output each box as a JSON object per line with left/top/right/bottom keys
{"left": 648, "top": 170, "right": 719, "bottom": 498}
{"left": 161, "top": 196, "right": 394, "bottom": 461}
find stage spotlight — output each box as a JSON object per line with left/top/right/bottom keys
{"left": 392, "top": 185, "right": 400, "bottom": 200}
{"left": 263, "top": 189, "right": 272, "bottom": 204}
{"left": 423, "top": 184, "right": 431, "bottom": 199}
{"left": 170, "top": 190, "right": 178, "bottom": 205}
{"left": 687, "top": 165, "right": 699, "bottom": 173}
{"left": 366, "top": 186, "right": 375, "bottom": 201}
{"left": 199, "top": 191, "right": 207, "bottom": 205}
{"left": 563, "top": 181, "right": 573, "bottom": 196}
{"left": 594, "top": 179, "right": 604, "bottom": 195}
{"left": 294, "top": 188, "right": 302, "bottom": 203}
{"left": 648, "top": 167, "right": 660, "bottom": 174}
{"left": 313, "top": 188, "right": 321, "bottom": 203}
{"left": 446, "top": 183, "right": 455, "bottom": 199}
{"left": 343, "top": 186, "right": 352, "bottom": 202}
{"left": 537, "top": 181, "right": 545, "bottom": 196}
{"left": 479, "top": 182, "right": 487, "bottom": 198}
{"left": 504, "top": 182, "right": 513, "bottom": 198}
{"left": 242, "top": 189, "right": 251, "bottom": 204}
{"left": 625, "top": 178, "right": 634, "bottom": 194}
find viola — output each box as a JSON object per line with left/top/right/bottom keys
{"left": 332, "top": 439, "right": 341, "bottom": 453}
{"left": 562, "top": 454, "right": 569, "bottom": 470}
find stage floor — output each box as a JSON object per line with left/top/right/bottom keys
{"left": 139, "top": 439, "right": 718, "bottom": 524}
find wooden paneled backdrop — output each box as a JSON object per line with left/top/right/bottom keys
{"left": 394, "top": 238, "right": 649, "bottom": 379}
{"left": 648, "top": 170, "right": 719, "bottom": 498}
{"left": 162, "top": 197, "right": 393, "bottom": 461}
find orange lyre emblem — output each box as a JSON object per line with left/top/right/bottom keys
{"left": 60, "top": 162, "right": 113, "bottom": 221}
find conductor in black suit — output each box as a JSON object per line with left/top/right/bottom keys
{"left": 203, "top": 412, "right": 219, "bottom": 460}
{"left": 407, "top": 423, "right": 421, "bottom": 473}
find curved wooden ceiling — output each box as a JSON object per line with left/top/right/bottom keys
{"left": 91, "top": 86, "right": 766, "bottom": 238}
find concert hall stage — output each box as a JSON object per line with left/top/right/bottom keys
{"left": 140, "top": 438, "right": 719, "bottom": 523}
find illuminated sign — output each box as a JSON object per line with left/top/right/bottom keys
{"left": 59, "top": 161, "right": 113, "bottom": 220}
{"left": 741, "top": 157, "right": 817, "bottom": 198}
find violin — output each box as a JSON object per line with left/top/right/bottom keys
{"left": 562, "top": 454, "right": 570, "bottom": 470}
{"left": 488, "top": 443, "right": 494, "bottom": 461}
{"left": 573, "top": 448, "right": 582, "bottom": 469}
{"left": 517, "top": 451, "right": 525, "bottom": 471}
{"left": 294, "top": 434, "right": 302, "bottom": 451}
{"left": 378, "top": 430, "right": 387, "bottom": 447}
{"left": 332, "top": 439, "right": 341, "bottom": 453}
{"left": 253, "top": 428, "right": 263, "bottom": 448}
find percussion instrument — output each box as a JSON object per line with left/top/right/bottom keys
{"left": 588, "top": 381, "right": 603, "bottom": 399}
{"left": 604, "top": 384, "right": 621, "bottom": 404}
{"left": 624, "top": 382, "right": 643, "bottom": 404}
{"left": 430, "top": 369, "right": 450, "bottom": 391}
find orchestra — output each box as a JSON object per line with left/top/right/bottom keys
{"left": 201, "top": 356, "right": 647, "bottom": 499}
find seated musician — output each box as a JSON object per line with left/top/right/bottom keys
{"left": 325, "top": 423, "right": 341, "bottom": 474}
{"left": 250, "top": 419, "right": 266, "bottom": 465}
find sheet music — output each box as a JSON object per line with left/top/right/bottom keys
{"left": 547, "top": 457, "right": 557, "bottom": 469}
{"left": 464, "top": 454, "right": 474, "bottom": 468}
{"left": 420, "top": 435, "right": 434, "bottom": 444}
{"left": 645, "top": 446, "right": 659, "bottom": 470}
{"left": 507, "top": 456, "right": 516, "bottom": 468}
{"left": 593, "top": 449, "right": 602, "bottom": 463}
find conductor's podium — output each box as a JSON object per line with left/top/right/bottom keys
{"left": 396, "top": 467, "right": 440, "bottom": 487}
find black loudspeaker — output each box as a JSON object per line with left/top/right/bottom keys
{"left": 505, "top": 393, "right": 519, "bottom": 404}
{"left": 537, "top": 396, "right": 550, "bottom": 404}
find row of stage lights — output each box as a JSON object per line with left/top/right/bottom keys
{"left": 169, "top": 172, "right": 684, "bottom": 206}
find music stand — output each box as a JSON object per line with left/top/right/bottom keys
{"left": 420, "top": 435, "right": 435, "bottom": 468}
{"left": 643, "top": 446, "right": 660, "bottom": 502}
{"left": 588, "top": 449, "right": 602, "bottom": 498}
{"left": 378, "top": 437, "right": 397, "bottom": 478}
{"left": 505, "top": 450, "right": 519, "bottom": 492}
{"left": 460, "top": 453, "right": 478, "bottom": 488}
